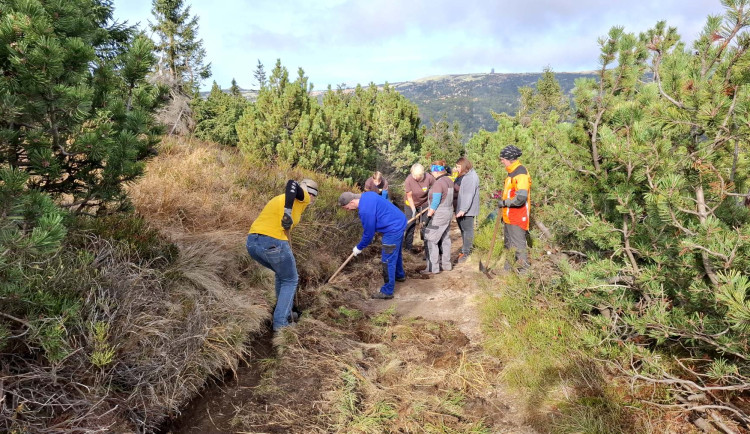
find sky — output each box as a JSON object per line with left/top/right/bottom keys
{"left": 111, "top": 0, "right": 727, "bottom": 92}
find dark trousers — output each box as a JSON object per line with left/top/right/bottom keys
{"left": 403, "top": 205, "right": 427, "bottom": 250}
{"left": 457, "top": 215, "right": 475, "bottom": 255}
{"left": 503, "top": 223, "right": 528, "bottom": 270}
{"left": 380, "top": 231, "right": 406, "bottom": 295}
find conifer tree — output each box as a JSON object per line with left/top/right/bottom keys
{"left": 370, "top": 83, "right": 423, "bottom": 177}
{"left": 229, "top": 78, "right": 241, "bottom": 96}
{"left": 237, "top": 60, "right": 311, "bottom": 160}
{"left": 150, "top": 0, "right": 210, "bottom": 92}
{"left": 193, "top": 81, "right": 248, "bottom": 145}
{"left": 503, "top": 2, "right": 750, "bottom": 395}
{"left": 320, "top": 86, "right": 374, "bottom": 181}
{"left": 516, "top": 66, "right": 571, "bottom": 125}
{"left": 253, "top": 59, "right": 267, "bottom": 89}
{"left": 422, "top": 117, "right": 463, "bottom": 163}
{"left": 150, "top": 0, "right": 210, "bottom": 134}
{"left": 0, "top": 0, "right": 162, "bottom": 371}
{"left": 0, "top": 0, "right": 163, "bottom": 214}
{"left": 236, "top": 62, "right": 423, "bottom": 182}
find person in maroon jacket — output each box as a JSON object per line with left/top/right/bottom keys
{"left": 403, "top": 163, "right": 435, "bottom": 253}
{"left": 364, "top": 171, "right": 389, "bottom": 200}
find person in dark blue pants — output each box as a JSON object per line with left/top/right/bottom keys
{"left": 339, "top": 191, "right": 407, "bottom": 299}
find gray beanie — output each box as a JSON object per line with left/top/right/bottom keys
{"left": 338, "top": 192, "right": 361, "bottom": 206}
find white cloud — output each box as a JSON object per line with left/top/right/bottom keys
{"left": 112, "top": 0, "right": 728, "bottom": 90}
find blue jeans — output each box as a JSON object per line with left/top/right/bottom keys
{"left": 380, "top": 231, "right": 406, "bottom": 296}
{"left": 246, "top": 233, "right": 298, "bottom": 330}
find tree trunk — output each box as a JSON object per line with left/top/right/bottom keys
{"left": 695, "top": 185, "right": 719, "bottom": 286}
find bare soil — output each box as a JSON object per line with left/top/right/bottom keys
{"left": 162, "top": 222, "right": 537, "bottom": 433}
{"left": 354, "top": 223, "right": 484, "bottom": 343}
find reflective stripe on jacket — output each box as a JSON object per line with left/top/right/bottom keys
{"left": 502, "top": 161, "right": 531, "bottom": 231}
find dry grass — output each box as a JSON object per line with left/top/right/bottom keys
{"left": 0, "top": 231, "right": 267, "bottom": 432}
{"left": 221, "top": 269, "right": 516, "bottom": 433}
{"left": 128, "top": 137, "right": 362, "bottom": 287}
{"left": 475, "top": 260, "right": 695, "bottom": 434}
{"left": 2, "top": 136, "right": 365, "bottom": 432}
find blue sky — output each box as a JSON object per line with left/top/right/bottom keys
{"left": 111, "top": 0, "right": 727, "bottom": 92}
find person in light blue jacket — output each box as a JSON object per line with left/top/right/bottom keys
{"left": 339, "top": 191, "right": 407, "bottom": 299}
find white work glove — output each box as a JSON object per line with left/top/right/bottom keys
{"left": 352, "top": 246, "right": 362, "bottom": 256}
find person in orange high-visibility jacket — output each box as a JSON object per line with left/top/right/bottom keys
{"left": 498, "top": 145, "right": 531, "bottom": 272}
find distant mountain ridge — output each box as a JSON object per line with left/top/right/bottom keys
{"left": 387, "top": 72, "right": 596, "bottom": 135}
{"left": 206, "top": 71, "right": 597, "bottom": 136}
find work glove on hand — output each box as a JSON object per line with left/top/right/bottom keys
{"left": 352, "top": 246, "right": 362, "bottom": 256}
{"left": 498, "top": 198, "right": 511, "bottom": 208}
{"left": 281, "top": 208, "right": 293, "bottom": 230}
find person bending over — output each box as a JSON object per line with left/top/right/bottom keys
{"left": 339, "top": 191, "right": 407, "bottom": 299}
{"left": 246, "top": 179, "right": 319, "bottom": 330}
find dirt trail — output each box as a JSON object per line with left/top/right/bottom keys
{"left": 357, "top": 223, "right": 484, "bottom": 343}
{"left": 353, "top": 222, "right": 538, "bottom": 433}
{"left": 164, "top": 222, "right": 537, "bottom": 434}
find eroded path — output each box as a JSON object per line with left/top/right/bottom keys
{"left": 353, "top": 223, "right": 537, "bottom": 433}
{"left": 165, "top": 223, "right": 537, "bottom": 434}
{"left": 356, "top": 224, "right": 484, "bottom": 343}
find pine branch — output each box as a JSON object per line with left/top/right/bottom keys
{"left": 682, "top": 242, "right": 730, "bottom": 262}
{"left": 652, "top": 53, "right": 685, "bottom": 109}
{"left": 701, "top": 7, "right": 748, "bottom": 77}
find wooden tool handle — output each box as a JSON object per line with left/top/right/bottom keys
{"left": 406, "top": 208, "right": 428, "bottom": 225}
{"left": 484, "top": 209, "right": 503, "bottom": 265}
{"left": 328, "top": 252, "right": 356, "bottom": 283}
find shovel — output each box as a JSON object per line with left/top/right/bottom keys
{"left": 408, "top": 207, "right": 428, "bottom": 247}
{"left": 479, "top": 208, "right": 503, "bottom": 278}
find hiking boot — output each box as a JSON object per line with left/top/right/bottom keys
{"left": 420, "top": 268, "right": 439, "bottom": 275}
{"left": 456, "top": 253, "right": 469, "bottom": 264}
{"left": 396, "top": 276, "right": 406, "bottom": 282}
{"left": 371, "top": 291, "right": 394, "bottom": 300}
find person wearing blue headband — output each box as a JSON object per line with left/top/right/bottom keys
{"left": 422, "top": 160, "right": 455, "bottom": 274}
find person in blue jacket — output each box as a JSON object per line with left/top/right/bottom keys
{"left": 338, "top": 191, "right": 407, "bottom": 299}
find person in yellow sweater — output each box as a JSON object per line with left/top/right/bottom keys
{"left": 247, "top": 179, "right": 318, "bottom": 331}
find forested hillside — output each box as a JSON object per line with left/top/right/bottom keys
{"left": 209, "top": 71, "right": 597, "bottom": 137}
{"left": 2, "top": 0, "right": 750, "bottom": 432}
{"left": 391, "top": 71, "right": 596, "bottom": 135}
